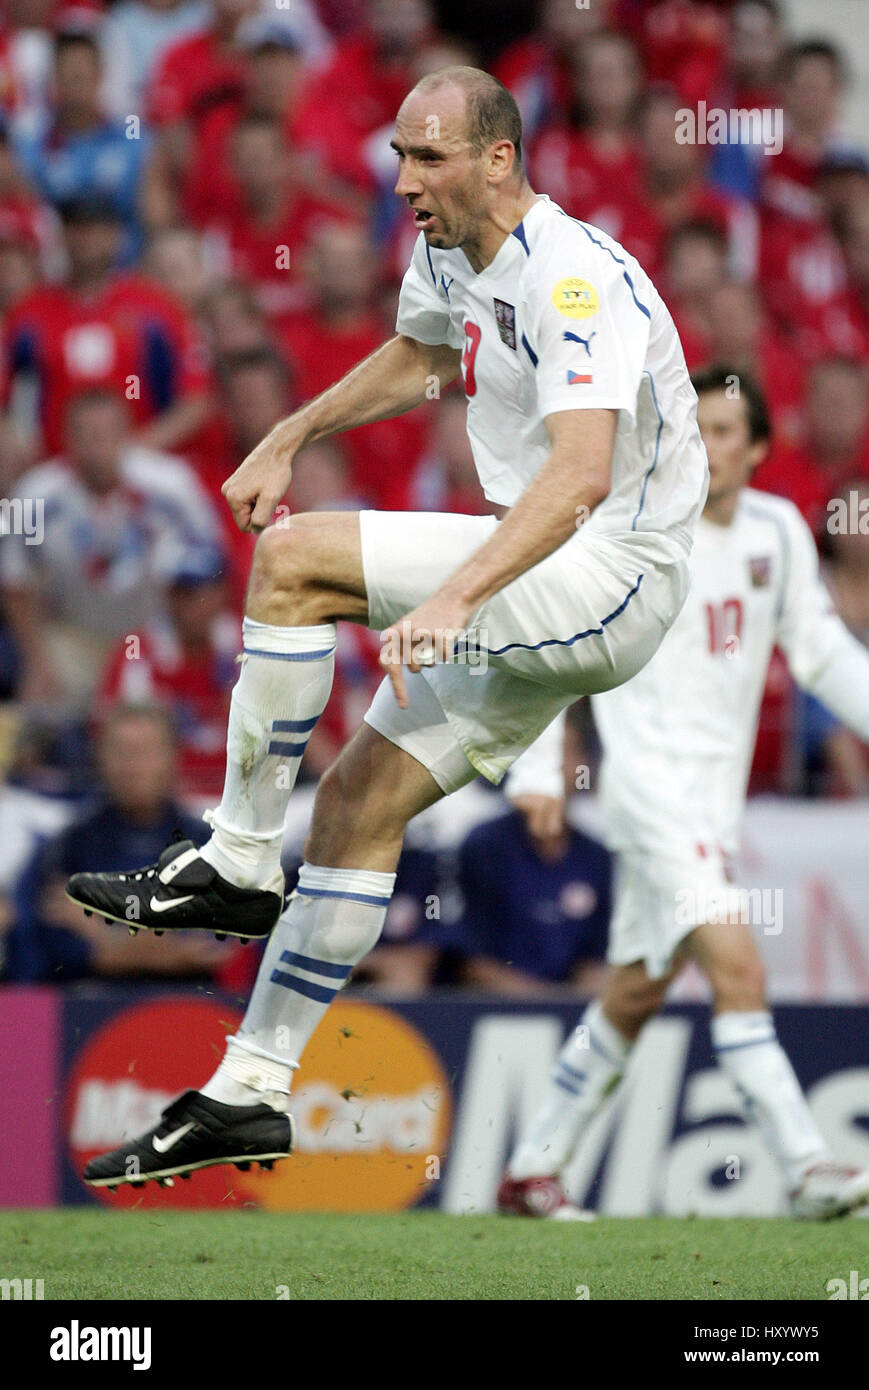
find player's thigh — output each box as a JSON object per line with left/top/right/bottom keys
{"left": 305, "top": 718, "right": 450, "bottom": 869}
{"left": 684, "top": 918, "right": 767, "bottom": 1007}
{"left": 360, "top": 509, "right": 499, "bottom": 629}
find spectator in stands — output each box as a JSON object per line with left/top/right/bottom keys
{"left": 762, "top": 39, "right": 856, "bottom": 223}
{"left": 279, "top": 218, "right": 427, "bottom": 507}
{"left": 290, "top": 0, "right": 436, "bottom": 192}
{"left": 102, "top": 0, "right": 211, "bottom": 121}
{"left": 203, "top": 113, "right": 348, "bottom": 319}
{"left": 659, "top": 218, "right": 729, "bottom": 369}
{"left": 703, "top": 279, "right": 804, "bottom": 446}
{"left": 753, "top": 355, "right": 869, "bottom": 530}
{"left": 7, "top": 701, "right": 233, "bottom": 982}
{"left": 98, "top": 545, "right": 238, "bottom": 799}
{"left": 446, "top": 744, "right": 611, "bottom": 995}
{"left": 834, "top": 185, "right": 869, "bottom": 353}
{"left": 144, "top": 224, "right": 213, "bottom": 314}
{"left": 2, "top": 194, "right": 214, "bottom": 459}
{"left": 181, "top": 18, "right": 336, "bottom": 233}
{"left": 404, "top": 391, "right": 487, "bottom": 515}
{"left": 617, "top": 88, "right": 752, "bottom": 280}
{"left": 0, "top": 388, "right": 224, "bottom": 710}
{"left": 708, "top": 0, "right": 786, "bottom": 201}
{"left": 530, "top": 30, "right": 644, "bottom": 240}
{"left": 0, "top": 707, "right": 72, "bottom": 979}
{"left": 494, "top": 0, "right": 611, "bottom": 143}
{"left": 12, "top": 24, "right": 155, "bottom": 264}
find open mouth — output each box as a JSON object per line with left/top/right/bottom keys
{"left": 411, "top": 207, "right": 436, "bottom": 230}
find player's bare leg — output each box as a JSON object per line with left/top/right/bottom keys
{"left": 67, "top": 514, "right": 369, "bottom": 938}
{"left": 685, "top": 919, "right": 869, "bottom": 1219}
{"left": 500, "top": 959, "right": 679, "bottom": 1215}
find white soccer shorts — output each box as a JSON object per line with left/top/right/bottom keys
{"left": 360, "top": 510, "right": 689, "bottom": 793}
{"left": 607, "top": 843, "right": 747, "bottom": 979}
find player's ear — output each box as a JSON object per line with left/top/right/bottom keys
{"left": 747, "top": 439, "right": 769, "bottom": 472}
{"left": 487, "top": 140, "right": 516, "bottom": 185}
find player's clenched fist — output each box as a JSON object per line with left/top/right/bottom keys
{"left": 222, "top": 428, "right": 297, "bottom": 532}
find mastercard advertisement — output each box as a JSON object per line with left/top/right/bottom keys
{"left": 64, "top": 996, "right": 452, "bottom": 1211}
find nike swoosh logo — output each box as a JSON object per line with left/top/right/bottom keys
{"left": 149, "top": 894, "right": 194, "bottom": 913}
{"left": 152, "top": 1122, "right": 195, "bottom": 1154}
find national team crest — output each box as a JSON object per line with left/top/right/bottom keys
{"left": 749, "top": 555, "right": 772, "bottom": 588}
{"left": 493, "top": 298, "right": 517, "bottom": 350}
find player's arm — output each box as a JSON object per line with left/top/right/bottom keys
{"left": 223, "top": 334, "right": 461, "bottom": 532}
{"left": 776, "top": 506, "right": 869, "bottom": 741}
{"left": 380, "top": 408, "right": 615, "bottom": 707}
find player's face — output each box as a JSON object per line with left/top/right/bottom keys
{"left": 392, "top": 89, "right": 490, "bottom": 251}
{"left": 697, "top": 389, "right": 766, "bottom": 503}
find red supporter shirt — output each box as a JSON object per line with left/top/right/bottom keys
{"left": 3, "top": 275, "right": 210, "bottom": 454}
{"left": 207, "top": 191, "right": 351, "bottom": 318}
{"left": 278, "top": 308, "right": 428, "bottom": 508}
{"left": 100, "top": 625, "right": 237, "bottom": 798}
{"left": 752, "top": 441, "right": 869, "bottom": 533}
{"left": 291, "top": 35, "right": 415, "bottom": 189}
{"left": 146, "top": 28, "right": 247, "bottom": 128}
{"left": 530, "top": 126, "right": 644, "bottom": 238}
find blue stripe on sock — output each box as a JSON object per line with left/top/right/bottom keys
{"left": 553, "top": 1074, "right": 582, "bottom": 1097}
{"left": 278, "top": 949, "right": 350, "bottom": 981}
{"left": 588, "top": 1031, "right": 620, "bottom": 1067}
{"left": 296, "top": 885, "right": 392, "bottom": 908}
{"left": 243, "top": 646, "right": 335, "bottom": 662}
{"left": 266, "top": 740, "right": 307, "bottom": 757}
{"left": 269, "top": 969, "right": 339, "bottom": 1005}
{"left": 556, "top": 1061, "right": 587, "bottom": 1083}
{"left": 272, "top": 716, "right": 320, "bottom": 733}
{"left": 716, "top": 1036, "right": 776, "bottom": 1054}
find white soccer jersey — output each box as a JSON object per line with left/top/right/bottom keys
{"left": 592, "top": 489, "right": 869, "bottom": 858}
{"left": 396, "top": 194, "right": 708, "bottom": 566}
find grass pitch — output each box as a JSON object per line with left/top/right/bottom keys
{"left": 2, "top": 1209, "right": 868, "bottom": 1300}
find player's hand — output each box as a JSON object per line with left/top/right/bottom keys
{"left": 510, "top": 792, "right": 567, "bottom": 859}
{"left": 380, "top": 595, "right": 474, "bottom": 710}
{"left": 222, "top": 427, "right": 298, "bottom": 533}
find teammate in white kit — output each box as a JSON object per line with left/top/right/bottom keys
{"left": 500, "top": 367, "right": 869, "bottom": 1221}
{"left": 67, "top": 67, "right": 708, "bottom": 1189}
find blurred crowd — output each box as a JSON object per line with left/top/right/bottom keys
{"left": 2, "top": 0, "right": 869, "bottom": 991}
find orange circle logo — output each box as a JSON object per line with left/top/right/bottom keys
{"left": 66, "top": 997, "right": 451, "bottom": 1211}
{"left": 237, "top": 1001, "right": 452, "bottom": 1211}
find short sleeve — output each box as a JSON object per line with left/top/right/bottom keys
{"left": 527, "top": 247, "right": 651, "bottom": 426}
{"left": 395, "top": 236, "right": 459, "bottom": 347}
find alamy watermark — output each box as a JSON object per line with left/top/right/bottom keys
{"left": 675, "top": 102, "right": 783, "bottom": 157}
{"left": 675, "top": 886, "right": 784, "bottom": 935}
{"left": 380, "top": 626, "right": 489, "bottom": 674}
{"left": 0, "top": 497, "right": 43, "bottom": 545}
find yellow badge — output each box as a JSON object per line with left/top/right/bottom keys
{"left": 552, "top": 277, "right": 599, "bottom": 319}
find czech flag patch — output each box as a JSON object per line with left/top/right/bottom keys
{"left": 567, "top": 370, "right": 593, "bottom": 385}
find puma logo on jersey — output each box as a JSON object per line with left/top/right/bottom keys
{"left": 563, "top": 330, "right": 596, "bottom": 357}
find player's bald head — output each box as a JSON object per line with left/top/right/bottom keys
{"left": 407, "top": 65, "right": 524, "bottom": 172}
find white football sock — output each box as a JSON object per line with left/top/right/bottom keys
{"left": 201, "top": 863, "right": 395, "bottom": 1109}
{"left": 199, "top": 617, "right": 336, "bottom": 889}
{"left": 712, "top": 1010, "right": 829, "bottom": 1188}
{"left": 508, "top": 1000, "right": 632, "bottom": 1179}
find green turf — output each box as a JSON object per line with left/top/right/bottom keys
{"left": 2, "top": 1210, "right": 868, "bottom": 1300}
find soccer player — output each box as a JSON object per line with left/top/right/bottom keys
{"left": 67, "top": 66, "right": 708, "bottom": 1188}
{"left": 500, "top": 366, "right": 869, "bottom": 1221}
